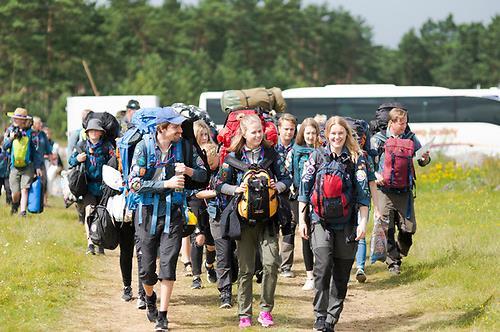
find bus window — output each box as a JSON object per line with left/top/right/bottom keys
{"left": 286, "top": 98, "right": 335, "bottom": 122}
{"left": 334, "top": 98, "right": 381, "bottom": 120}
{"left": 457, "top": 97, "right": 500, "bottom": 124}
{"left": 206, "top": 98, "right": 226, "bottom": 124}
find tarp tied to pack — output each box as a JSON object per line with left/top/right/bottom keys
{"left": 221, "top": 87, "right": 286, "bottom": 113}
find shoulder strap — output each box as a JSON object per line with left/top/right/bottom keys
{"left": 225, "top": 155, "right": 249, "bottom": 172}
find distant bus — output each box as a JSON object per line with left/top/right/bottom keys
{"left": 199, "top": 85, "right": 500, "bottom": 157}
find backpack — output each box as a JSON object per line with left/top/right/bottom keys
{"left": 86, "top": 205, "right": 119, "bottom": 250}
{"left": 83, "top": 111, "right": 120, "bottom": 146}
{"left": 382, "top": 137, "right": 415, "bottom": 190}
{"left": 221, "top": 87, "right": 287, "bottom": 113}
{"left": 217, "top": 109, "right": 278, "bottom": 165}
{"left": 369, "top": 102, "right": 410, "bottom": 136}
{"left": 12, "top": 132, "right": 31, "bottom": 168}
{"left": 171, "top": 103, "right": 218, "bottom": 142}
{"left": 224, "top": 154, "right": 278, "bottom": 225}
{"left": 310, "top": 154, "right": 354, "bottom": 224}
{"left": 291, "top": 144, "right": 315, "bottom": 189}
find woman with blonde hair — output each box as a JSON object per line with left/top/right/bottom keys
{"left": 215, "top": 114, "right": 291, "bottom": 328}
{"left": 297, "top": 116, "right": 370, "bottom": 331}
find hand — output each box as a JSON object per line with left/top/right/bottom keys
{"left": 355, "top": 223, "right": 367, "bottom": 241}
{"left": 9, "top": 132, "right": 15, "bottom": 140}
{"left": 164, "top": 175, "right": 185, "bottom": 189}
{"left": 36, "top": 168, "right": 43, "bottom": 177}
{"left": 375, "top": 172, "right": 385, "bottom": 186}
{"left": 269, "top": 179, "right": 277, "bottom": 190}
{"left": 234, "top": 182, "right": 247, "bottom": 194}
{"left": 195, "top": 233, "right": 205, "bottom": 246}
{"left": 175, "top": 162, "right": 187, "bottom": 175}
{"left": 299, "top": 223, "right": 309, "bottom": 240}
{"left": 421, "top": 151, "right": 430, "bottom": 163}
{"left": 76, "top": 152, "right": 87, "bottom": 162}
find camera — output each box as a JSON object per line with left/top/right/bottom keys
{"left": 12, "top": 127, "right": 23, "bottom": 140}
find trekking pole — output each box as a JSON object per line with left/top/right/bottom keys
{"left": 82, "top": 60, "right": 100, "bottom": 96}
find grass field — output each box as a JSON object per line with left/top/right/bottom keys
{"left": 0, "top": 158, "right": 498, "bottom": 331}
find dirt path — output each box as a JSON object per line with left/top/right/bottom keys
{"left": 61, "top": 235, "right": 422, "bottom": 332}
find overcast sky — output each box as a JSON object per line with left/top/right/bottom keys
{"left": 162, "top": 0, "right": 500, "bottom": 48}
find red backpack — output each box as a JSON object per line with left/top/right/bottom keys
{"left": 382, "top": 137, "right": 415, "bottom": 190}
{"left": 217, "top": 109, "right": 278, "bottom": 165}
{"left": 311, "top": 157, "right": 354, "bottom": 224}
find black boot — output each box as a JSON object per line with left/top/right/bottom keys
{"left": 146, "top": 291, "right": 158, "bottom": 322}
{"left": 219, "top": 285, "right": 232, "bottom": 309}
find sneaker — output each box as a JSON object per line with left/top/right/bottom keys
{"left": 191, "top": 276, "right": 202, "bottom": 289}
{"left": 280, "top": 268, "right": 295, "bottom": 278}
{"left": 10, "top": 203, "right": 19, "bottom": 215}
{"left": 205, "top": 262, "right": 217, "bottom": 283}
{"left": 137, "top": 295, "right": 146, "bottom": 310}
{"left": 86, "top": 244, "right": 96, "bottom": 255}
{"left": 239, "top": 316, "right": 252, "bottom": 328}
{"left": 183, "top": 263, "right": 193, "bottom": 277}
{"left": 121, "top": 286, "right": 133, "bottom": 302}
{"left": 155, "top": 316, "right": 169, "bottom": 332}
{"left": 313, "top": 316, "right": 326, "bottom": 331}
{"left": 146, "top": 292, "right": 158, "bottom": 322}
{"left": 97, "top": 247, "right": 105, "bottom": 255}
{"left": 19, "top": 211, "right": 27, "bottom": 218}
{"left": 302, "top": 277, "right": 314, "bottom": 291}
{"left": 356, "top": 269, "right": 367, "bottom": 283}
{"left": 257, "top": 311, "right": 274, "bottom": 327}
{"left": 255, "top": 270, "right": 263, "bottom": 284}
{"left": 219, "top": 285, "right": 232, "bottom": 309}
{"left": 324, "top": 322, "right": 335, "bottom": 332}
{"left": 388, "top": 264, "right": 401, "bottom": 275}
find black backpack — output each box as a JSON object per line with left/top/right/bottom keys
{"left": 83, "top": 111, "right": 120, "bottom": 147}
{"left": 86, "top": 205, "right": 119, "bottom": 250}
{"left": 369, "top": 102, "right": 410, "bottom": 136}
{"left": 180, "top": 118, "right": 211, "bottom": 190}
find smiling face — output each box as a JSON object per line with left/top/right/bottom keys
{"left": 243, "top": 121, "right": 263, "bottom": 149}
{"left": 328, "top": 124, "right": 347, "bottom": 150}
{"left": 303, "top": 125, "right": 317, "bottom": 146}
{"left": 158, "top": 123, "right": 183, "bottom": 143}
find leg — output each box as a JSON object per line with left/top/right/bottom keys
{"left": 118, "top": 222, "right": 135, "bottom": 301}
{"left": 237, "top": 225, "right": 258, "bottom": 318}
{"left": 310, "top": 224, "right": 334, "bottom": 319}
{"left": 259, "top": 223, "right": 280, "bottom": 314}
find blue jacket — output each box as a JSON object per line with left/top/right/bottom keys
{"left": 31, "top": 130, "right": 52, "bottom": 158}
{"left": 0, "top": 147, "right": 10, "bottom": 178}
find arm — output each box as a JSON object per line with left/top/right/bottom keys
{"left": 354, "top": 156, "right": 371, "bottom": 240}
{"left": 297, "top": 152, "right": 320, "bottom": 240}
{"left": 214, "top": 158, "right": 240, "bottom": 196}
{"left": 271, "top": 153, "right": 292, "bottom": 194}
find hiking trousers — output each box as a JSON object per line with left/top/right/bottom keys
{"left": 237, "top": 222, "right": 280, "bottom": 318}
{"left": 210, "top": 218, "right": 237, "bottom": 290}
{"left": 280, "top": 200, "right": 297, "bottom": 272}
{"left": 311, "top": 223, "right": 357, "bottom": 326}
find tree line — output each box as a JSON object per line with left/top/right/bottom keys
{"left": 0, "top": 0, "right": 498, "bottom": 139}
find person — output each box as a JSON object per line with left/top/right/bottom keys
{"left": 119, "top": 99, "right": 141, "bottom": 133}
{"left": 371, "top": 107, "right": 431, "bottom": 275}
{"left": 3, "top": 108, "right": 43, "bottom": 216}
{"left": 0, "top": 135, "right": 12, "bottom": 205}
{"left": 68, "top": 118, "right": 115, "bottom": 254}
{"left": 67, "top": 109, "right": 91, "bottom": 157}
{"left": 275, "top": 113, "right": 297, "bottom": 278}
{"left": 31, "top": 117, "right": 52, "bottom": 205}
{"left": 128, "top": 107, "right": 207, "bottom": 332}
{"left": 215, "top": 114, "right": 291, "bottom": 328}
{"left": 313, "top": 114, "right": 327, "bottom": 146}
{"left": 189, "top": 120, "right": 217, "bottom": 290}
{"left": 298, "top": 116, "right": 370, "bottom": 332}
{"left": 286, "top": 117, "right": 322, "bottom": 290}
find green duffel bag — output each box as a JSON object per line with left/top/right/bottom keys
{"left": 221, "top": 87, "right": 286, "bottom": 113}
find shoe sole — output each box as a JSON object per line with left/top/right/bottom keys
{"left": 137, "top": 305, "right": 146, "bottom": 310}
{"left": 257, "top": 317, "right": 273, "bottom": 328}
{"left": 219, "top": 303, "right": 232, "bottom": 309}
{"left": 356, "top": 273, "right": 367, "bottom": 283}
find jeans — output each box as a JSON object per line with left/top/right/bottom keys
{"left": 355, "top": 238, "right": 367, "bottom": 270}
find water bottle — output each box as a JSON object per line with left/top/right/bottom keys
{"left": 175, "top": 169, "right": 183, "bottom": 193}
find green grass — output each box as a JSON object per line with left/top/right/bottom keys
{"left": 0, "top": 199, "right": 88, "bottom": 331}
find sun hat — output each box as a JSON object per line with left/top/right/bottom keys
{"left": 7, "top": 108, "right": 32, "bottom": 120}
{"left": 85, "top": 118, "right": 105, "bottom": 132}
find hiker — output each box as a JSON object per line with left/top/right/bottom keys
{"left": 287, "top": 117, "right": 322, "bottom": 290}
{"left": 3, "top": 108, "right": 44, "bottom": 216}
{"left": 313, "top": 113, "right": 327, "bottom": 146}
{"left": 298, "top": 116, "right": 370, "bottom": 332}
{"left": 215, "top": 114, "right": 291, "bottom": 328}
{"left": 67, "top": 109, "right": 91, "bottom": 157}
{"left": 68, "top": 118, "right": 115, "bottom": 254}
{"left": 0, "top": 135, "right": 12, "bottom": 205}
{"left": 31, "top": 117, "right": 52, "bottom": 205}
{"left": 195, "top": 141, "right": 239, "bottom": 308}
{"left": 189, "top": 120, "right": 217, "bottom": 290}
{"left": 120, "top": 99, "right": 141, "bottom": 132}
{"left": 128, "top": 107, "right": 207, "bottom": 332}
{"left": 275, "top": 113, "right": 297, "bottom": 279}
{"left": 371, "top": 107, "right": 430, "bottom": 275}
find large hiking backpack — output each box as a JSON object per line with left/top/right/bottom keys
{"left": 217, "top": 109, "right": 278, "bottom": 165}
{"left": 11, "top": 130, "right": 31, "bottom": 168}
{"left": 310, "top": 156, "right": 354, "bottom": 224}
{"left": 171, "top": 103, "right": 218, "bottom": 142}
{"left": 225, "top": 154, "right": 278, "bottom": 225}
{"left": 86, "top": 205, "right": 119, "bottom": 250}
{"left": 382, "top": 137, "right": 415, "bottom": 190}
{"left": 291, "top": 144, "right": 315, "bottom": 189}
{"left": 83, "top": 111, "right": 120, "bottom": 146}
{"left": 369, "top": 102, "right": 410, "bottom": 136}
{"left": 221, "top": 87, "right": 286, "bottom": 113}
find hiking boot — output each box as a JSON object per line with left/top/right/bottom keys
{"left": 146, "top": 292, "right": 158, "bottom": 322}
{"left": 255, "top": 270, "right": 263, "bottom": 284}
{"left": 183, "top": 263, "right": 193, "bottom": 277}
{"left": 97, "top": 247, "right": 105, "bottom": 255}
{"left": 86, "top": 244, "right": 96, "bottom": 255}
{"left": 219, "top": 285, "right": 232, "bottom": 309}
{"left": 280, "top": 268, "right": 295, "bottom": 278}
{"left": 121, "top": 286, "right": 133, "bottom": 302}
{"left": 356, "top": 268, "right": 367, "bottom": 283}
{"left": 10, "top": 203, "right": 19, "bottom": 215}
{"left": 388, "top": 264, "right": 401, "bottom": 275}
{"left": 191, "top": 276, "right": 202, "bottom": 289}
{"left": 205, "top": 261, "right": 217, "bottom": 283}
{"left": 155, "top": 315, "right": 169, "bottom": 332}
{"left": 302, "top": 277, "right": 314, "bottom": 291}
{"left": 238, "top": 316, "right": 251, "bottom": 328}
{"left": 313, "top": 316, "right": 326, "bottom": 331}
{"left": 257, "top": 311, "right": 274, "bottom": 327}
{"left": 137, "top": 295, "right": 146, "bottom": 310}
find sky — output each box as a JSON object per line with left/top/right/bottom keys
{"left": 161, "top": 0, "right": 500, "bottom": 48}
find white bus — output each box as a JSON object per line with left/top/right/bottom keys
{"left": 199, "top": 85, "right": 500, "bottom": 157}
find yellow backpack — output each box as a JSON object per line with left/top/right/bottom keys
{"left": 12, "top": 134, "right": 30, "bottom": 168}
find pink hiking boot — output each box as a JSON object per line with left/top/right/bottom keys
{"left": 258, "top": 311, "right": 274, "bottom": 327}
{"left": 239, "top": 316, "right": 252, "bottom": 328}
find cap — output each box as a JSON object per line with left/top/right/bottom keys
{"left": 126, "top": 99, "right": 140, "bottom": 110}
{"left": 155, "top": 107, "right": 186, "bottom": 125}
{"left": 86, "top": 118, "right": 105, "bottom": 132}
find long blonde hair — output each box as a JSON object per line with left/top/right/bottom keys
{"left": 193, "top": 120, "right": 214, "bottom": 145}
{"left": 324, "top": 116, "right": 361, "bottom": 162}
{"left": 228, "top": 114, "right": 271, "bottom": 153}
{"left": 296, "top": 118, "right": 321, "bottom": 148}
